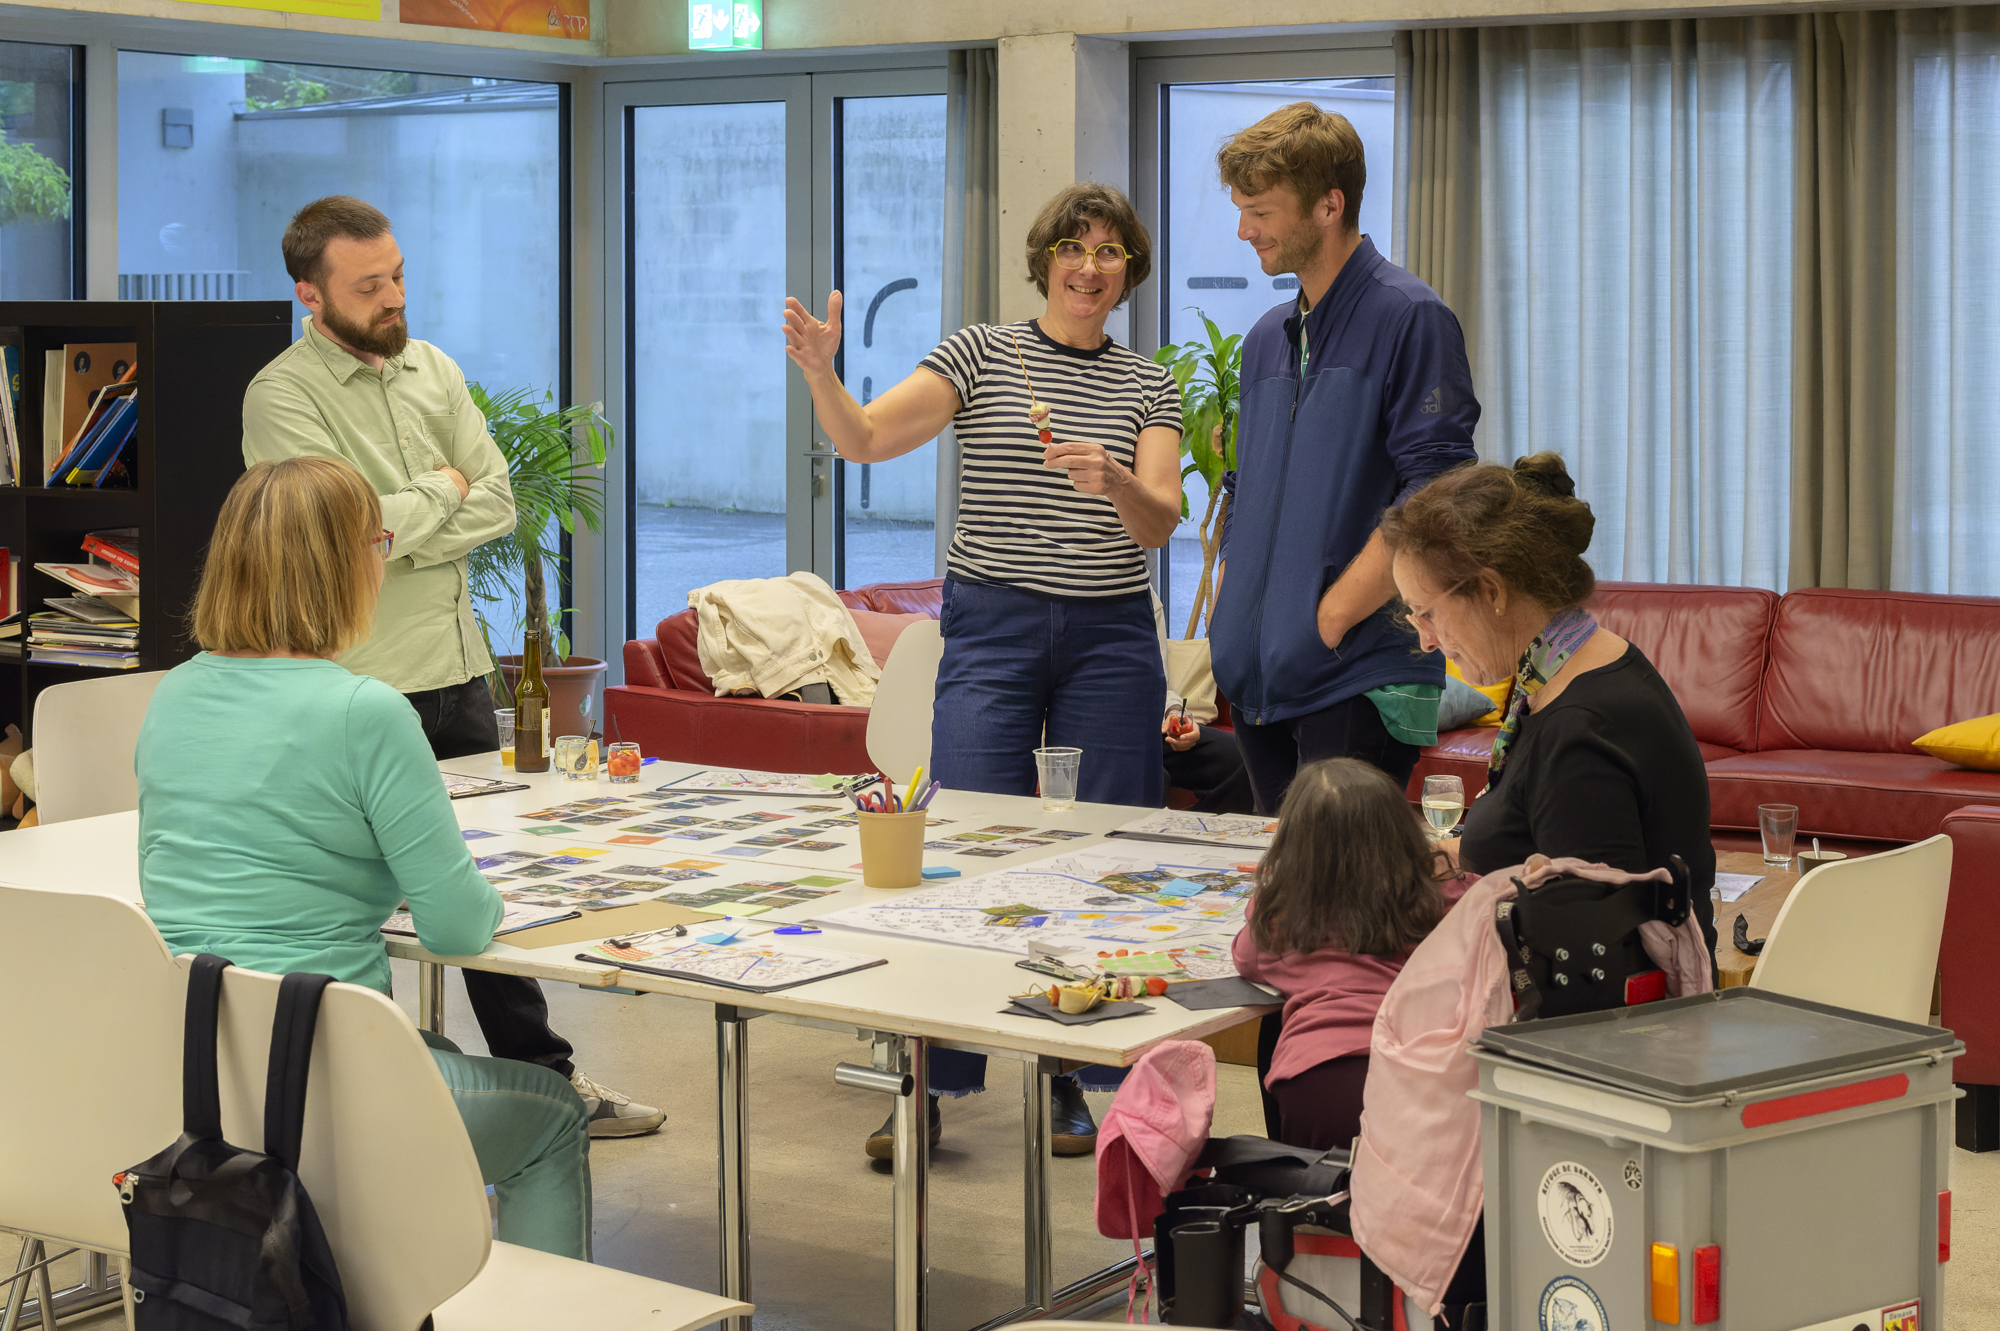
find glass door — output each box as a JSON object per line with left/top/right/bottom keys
{"left": 616, "top": 75, "right": 813, "bottom": 638}
{"left": 814, "top": 73, "right": 949, "bottom": 589}
{"left": 1134, "top": 45, "right": 1398, "bottom": 636}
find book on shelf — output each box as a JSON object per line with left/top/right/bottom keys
{"left": 27, "top": 643, "right": 140, "bottom": 669}
{"left": 62, "top": 394, "right": 138, "bottom": 487}
{"left": 0, "top": 338, "right": 19, "bottom": 486}
{"left": 36, "top": 561, "right": 138, "bottom": 599}
{"left": 27, "top": 611, "right": 139, "bottom": 650}
{"left": 81, "top": 530, "right": 139, "bottom": 576}
{"left": 45, "top": 595, "right": 134, "bottom": 625}
{"left": 0, "top": 546, "right": 15, "bottom": 620}
{"left": 49, "top": 374, "right": 137, "bottom": 484}
{"left": 48, "top": 345, "right": 136, "bottom": 484}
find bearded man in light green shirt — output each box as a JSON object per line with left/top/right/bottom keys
{"left": 238, "top": 195, "right": 665, "bottom": 1140}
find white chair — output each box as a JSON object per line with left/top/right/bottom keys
{"left": 1749, "top": 833, "right": 1954, "bottom": 1025}
{"left": 0, "top": 884, "right": 750, "bottom": 1331}
{"left": 29, "top": 671, "right": 167, "bottom": 824}
{"left": 866, "top": 619, "right": 943, "bottom": 780}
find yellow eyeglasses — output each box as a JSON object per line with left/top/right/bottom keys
{"left": 1048, "top": 239, "right": 1138, "bottom": 273}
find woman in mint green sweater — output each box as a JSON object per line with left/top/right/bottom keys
{"left": 135, "top": 456, "right": 591, "bottom": 1261}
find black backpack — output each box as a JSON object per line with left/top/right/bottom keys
{"left": 1494, "top": 854, "right": 1694, "bottom": 1020}
{"left": 116, "top": 953, "right": 351, "bottom": 1330}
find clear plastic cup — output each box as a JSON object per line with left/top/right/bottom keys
{"left": 1034, "top": 747, "right": 1082, "bottom": 811}
{"left": 495, "top": 709, "right": 515, "bottom": 768}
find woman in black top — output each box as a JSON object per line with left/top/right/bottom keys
{"left": 1379, "top": 454, "right": 1717, "bottom": 957}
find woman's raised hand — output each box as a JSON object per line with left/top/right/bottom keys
{"left": 782, "top": 293, "right": 843, "bottom": 377}
{"left": 1044, "top": 440, "right": 1126, "bottom": 495}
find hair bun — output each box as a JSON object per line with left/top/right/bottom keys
{"left": 1513, "top": 452, "right": 1577, "bottom": 500}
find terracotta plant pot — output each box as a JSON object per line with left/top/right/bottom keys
{"left": 496, "top": 655, "right": 608, "bottom": 739}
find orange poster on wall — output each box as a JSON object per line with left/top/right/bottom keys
{"left": 400, "top": 0, "right": 589, "bottom": 39}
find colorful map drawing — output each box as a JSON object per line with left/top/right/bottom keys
{"left": 576, "top": 932, "right": 885, "bottom": 992}
{"left": 656, "top": 769, "right": 871, "bottom": 798}
{"left": 1107, "top": 810, "right": 1278, "bottom": 851}
{"left": 814, "top": 845, "right": 1256, "bottom": 955}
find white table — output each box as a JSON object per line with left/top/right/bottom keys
{"left": 0, "top": 758, "right": 1273, "bottom": 1331}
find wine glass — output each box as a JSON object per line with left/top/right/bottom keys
{"left": 1421, "top": 775, "right": 1465, "bottom": 839}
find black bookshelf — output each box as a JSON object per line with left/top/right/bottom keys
{"left": 0, "top": 300, "right": 293, "bottom": 740}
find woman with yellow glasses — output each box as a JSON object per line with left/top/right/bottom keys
{"left": 782, "top": 182, "right": 1182, "bottom": 1159}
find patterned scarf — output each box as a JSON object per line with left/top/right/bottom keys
{"left": 1484, "top": 604, "right": 1599, "bottom": 794}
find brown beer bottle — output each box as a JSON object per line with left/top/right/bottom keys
{"left": 514, "top": 629, "right": 551, "bottom": 773}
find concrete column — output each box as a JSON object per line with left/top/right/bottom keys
{"left": 995, "top": 33, "right": 1132, "bottom": 339}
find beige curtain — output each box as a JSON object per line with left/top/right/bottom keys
{"left": 1789, "top": 13, "right": 1900, "bottom": 591}
{"left": 1398, "top": 30, "right": 1484, "bottom": 376}
{"left": 938, "top": 48, "right": 999, "bottom": 573}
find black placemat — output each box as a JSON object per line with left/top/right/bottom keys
{"left": 1003, "top": 995, "right": 1154, "bottom": 1026}
{"left": 1163, "top": 976, "right": 1282, "bottom": 1011}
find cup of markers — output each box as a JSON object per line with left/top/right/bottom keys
{"left": 853, "top": 767, "right": 941, "bottom": 890}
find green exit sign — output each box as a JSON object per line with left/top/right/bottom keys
{"left": 689, "top": 1, "right": 762, "bottom": 50}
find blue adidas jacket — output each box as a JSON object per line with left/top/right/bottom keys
{"left": 1211, "top": 238, "right": 1479, "bottom": 726}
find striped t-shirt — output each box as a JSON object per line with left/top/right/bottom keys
{"left": 920, "top": 321, "right": 1183, "bottom": 598}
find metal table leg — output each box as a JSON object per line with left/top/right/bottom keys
{"left": 417, "top": 959, "right": 446, "bottom": 1034}
{"left": 1023, "top": 1055, "right": 1054, "bottom": 1314}
{"left": 892, "top": 1032, "right": 930, "bottom": 1331}
{"left": 717, "top": 1004, "right": 753, "bottom": 1331}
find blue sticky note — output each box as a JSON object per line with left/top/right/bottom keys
{"left": 462, "top": 829, "right": 500, "bottom": 841}
{"left": 699, "top": 931, "right": 742, "bottom": 946}
{"left": 1157, "top": 878, "right": 1207, "bottom": 898}
{"left": 921, "top": 865, "right": 961, "bottom": 879}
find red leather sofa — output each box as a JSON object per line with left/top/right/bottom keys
{"left": 1944, "top": 805, "right": 2000, "bottom": 1149}
{"left": 1410, "top": 582, "right": 2000, "bottom": 846}
{"left": 606, "top": 578, "right": 945, "bottom": 775}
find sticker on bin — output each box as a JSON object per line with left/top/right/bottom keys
{"left": 1537, "top": 1162, "right": 1613, "bottom": 1268}
{"left": 1786, "top": 1302, "right": 1919, "bottom": 1331}
{"left": 1537, "top": 1274, "right": 1607, "bottom": 1331}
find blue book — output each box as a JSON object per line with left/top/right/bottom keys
{"left": 64, "top": 397, "right": 136, "bottom": 485}
{"left": 91, "top": 410, "right": 140, "bottom": 489}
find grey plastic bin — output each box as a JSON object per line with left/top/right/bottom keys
{"left": 1471, "top": 988, "right": 1957, "bottom": 1331}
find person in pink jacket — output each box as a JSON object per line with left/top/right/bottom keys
{"left": 1231, "top": 757, "right": 1455, "bottom": 1151}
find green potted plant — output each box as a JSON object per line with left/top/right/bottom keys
{"left": 1154, "top": 310, "right": 1241, "bottom": 638}
{"left": 463, "top": 385, "right": 612, "bottom": 737}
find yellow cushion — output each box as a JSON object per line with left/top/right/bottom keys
{"left": 1912, "top": 713, "right": 2000, "bottom": 771}
{"left": 1447, "top": 658, "right": 1513, "bottom": 728}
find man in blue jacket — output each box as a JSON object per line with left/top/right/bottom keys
{"left": 1209, "top": 103, "right": 1480, "bottom": 813}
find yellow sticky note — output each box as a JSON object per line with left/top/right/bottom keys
{"left": 553, "top": 846, "right": 608, "bottom": 857}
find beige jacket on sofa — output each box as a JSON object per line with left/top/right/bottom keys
{"left": 690, "top": 572, "right": 882, "bottom": 706}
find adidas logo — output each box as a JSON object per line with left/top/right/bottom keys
{"left": 1419, "top": 386, "right": 1443, "bottom": 415}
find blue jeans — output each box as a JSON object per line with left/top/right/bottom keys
{"left": 421, "top": 1029, "right": 593, "bottom": 1260}
{"left": 932, "top": 579, "right": 1166, "bottom": 807}
{"left": 929, "top": 579, "right": 1159, "bottom": 1097}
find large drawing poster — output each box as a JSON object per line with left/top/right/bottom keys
{"left": 814, "top": 845, "right": 1259, "bottom": 955}
{"left": 1106, "top": 810, "right": 1278, "bottom": 851}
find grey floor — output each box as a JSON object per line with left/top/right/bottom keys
{"left": 631, "top": 504, "right": 1208, "bottom": 639}
{"left": 25, "top": 967, "right": 2000, "bottom": 1328}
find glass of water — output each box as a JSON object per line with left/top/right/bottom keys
{"left": 1421, "top": 775, "right": 1465, "bottom": 838}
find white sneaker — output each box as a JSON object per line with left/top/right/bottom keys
{"left": 570, "top": 1071, "right": 666, "bottom": 1138}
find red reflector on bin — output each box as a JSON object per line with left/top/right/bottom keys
{"left": 1940, "top": 1191, "right": 1952, "bottom": 1263}
{"left": 1739, "top": 1073, "right": 1908, "bottom": 1128}
{"left": 1625, "top": 970, "right": 1667, "bottom": 1005}
{"left": 1693, "top": 1244, "right": 1720, "bottom": 1322}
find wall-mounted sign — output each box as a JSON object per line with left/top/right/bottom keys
{"left": 177, "top": 0, "right": 380, "bottom": 19}
{"left": 689, "top": 1, "right": 762, "bottom": 51}
{"left": 402, "top": 0, "right": 591, "bottom": 41}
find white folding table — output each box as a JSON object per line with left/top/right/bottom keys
{"left": 0, "top": 756, "right": 1273, "bottom": 1331}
